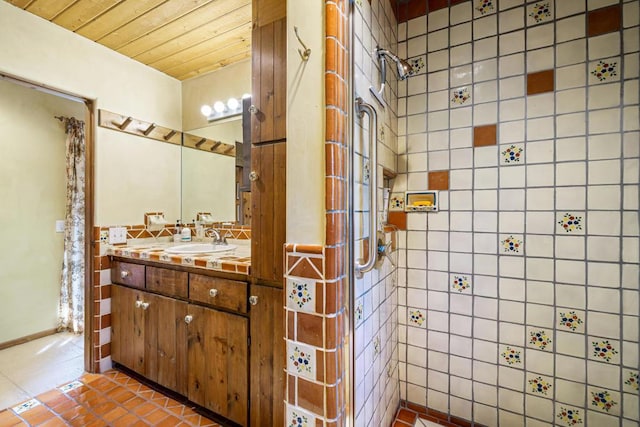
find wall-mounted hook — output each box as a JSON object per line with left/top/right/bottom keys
{"left": 195, "top": 138, "right": 207, "bottom": 148}
{"left": 163, "top": 130, "right": 177, "bottom": 141}
{"left": 142, "top": 123, "right": 156, "bottom": 136}
{"left": 294, "top": 26, "right": 311, "bottom": 61}
{"left": 116, "top": 116, "right": 132, "bottom": 130}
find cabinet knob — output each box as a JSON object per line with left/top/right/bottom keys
{"left": 184, "top": 315, "right": 193, "bottom": 324}
{"left": 120, "top": 270, "right": 129, "bottom": 279}
{"left": 140, "top": 302, "right": 150, "bottom": 310}
{"left": 249, "top": 105, "right": 258, "bottom": 114}
{"left": 249, "top": 171, "right": 259, "bottom": 182}
{"left": 135, "top": 300, "right": 142, "bottom": 308}
{"left": 249, "top": 296, "right": 259, "bottom": 306}
{"left": 209, "top": 288, "right": 219, "bottom": 298}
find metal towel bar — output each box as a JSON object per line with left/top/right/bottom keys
{"left": 355, "top": 97, "right": 378, "bottom": 278}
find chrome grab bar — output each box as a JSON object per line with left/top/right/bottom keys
{"left": 355, "top": 97, "right": 378, "bottom": 278}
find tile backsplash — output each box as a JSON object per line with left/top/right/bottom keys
{"left": 394, "top": 0, "right": 639, "bottom": 426}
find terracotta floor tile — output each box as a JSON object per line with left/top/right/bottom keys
{"left": 35, "top": 390, "right": 64, "bottom": 405}
{"left": 156, "top": 415, "right": 184, "bottom": 426}
{"left": 91, "top": 400, "right": 117, "bottom": 416}
{"left": 38, "top": 417, "right": 69, "bottom": 427}
{"left": 122, "top": 395, "right": 146, "bottom": 409}
{"left": 111, "top": 412, "right": 141, "bottom": 426}
{"left": 113, "top": 389, "right": 137, "bottom": 404}
{"left": 80, "top": 373, "right": 102, "bottom": 384}
{"left": 59, "top": 405, "right": 86, "bottom": 421}
{"left": 146, "top": 408, "right": 171, "bottom": 424}
{"left": 20, "top": 405, "right": 53, "bottom": 424}
{"left": 0, "top": 410, "right": 26, "bottom": 426}
{"left": 68, "top": 413, "right": 100, "bottom": 427}
{"left": 104, "top": 406, "right": 129, "bottom": 423}
{"left": 50, "top": 398, "right": 77, "bottom": 415}
{"left": 132, "top": 401, "right": 157, "bottom": 417}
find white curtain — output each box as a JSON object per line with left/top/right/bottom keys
{"left": 58, "top": 117, "right": 86, "bottom": 333}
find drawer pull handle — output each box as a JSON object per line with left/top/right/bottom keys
{"left": 184, "top": 315, "right": 193, "bottom": 324}
{"left": 120, "top": 270, "right": 129, "bottom": 279}
{"left": 209, "top": 289, "right": 219, "bottom": 298}
{"left": 249, "top": 296, "right": 259, "bottom": 306}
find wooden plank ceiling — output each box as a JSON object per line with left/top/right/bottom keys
{"left": 4, "top": 0, "right": 251, "bottom": 80}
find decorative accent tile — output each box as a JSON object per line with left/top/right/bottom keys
{"left": 558, "top": 213, "right": 583, "bottom": 233}
{"left": 527, "top": 70, "right": 555, "bottom": 95}
{"left": 528, "top": 376, "right": 552, "bottom": 396}
{"left": 624, "top": 371, "right": 639, "bottom": 392}
{"left": 428, "top": 170, "right": 450, "bottom": 191}
{"left": 286, "top": 404, "right": 315, "bottom": 427}
{"left": 475, "top": 0, "right": 494, "bottom": 15}
{"left": 389, "top": 192, "right": 405, "bottom": 211}
{"left": 591, "top": 390, "right": 618, "bottom": 412}
{"left": 557, "top": 407, "right": 583, "bottom": 425}
{"left": 473, "top": 124, "right": 497, "bottom": 147}
{"left": 529, "top": 329, "right": 552, "bottom": 351}
{"left": 451, "top": 275, "right": 471, "bottom": 293}
{"left": 500, "top": 346, "right": 523, "bottom": 366}
{"left": 588, "top": 4, "right": 622, "bottom": 37}
{"left": 287, "top": 278, "right": 315, "bottom": 313}
{"left": 501, "top": 144, "right": 524, "bottom": 164}
{"left": 591, "top": 60, "right": 618, "bottom": 82}
{"left": 409, "top": 309, "right": 425, "bottom": 327}
{"left": 12, "top": 399, "right": 40, "bottom": 415}
{"left": 558, "top": 310, "right": 584, "bottom": 332}
{"left": 528, "top": 2, "right": 552, "bottom": 24}
{"left": 58, "top": 380, "right": 83, "bottom": 393}
{"left": 363, "top": 159, "right": 371, "bottom": 184}
{"left": 287, "top": 341, "right": 316, "bottom": 380}
{"left": 355, "top": 299, "right": 364, "bottom": 324}
{"left": 451, "top": 87, "right": 471, "bottom": 106}
{"left": 373, "top": 335, "right": 381, "bottom": 355}
{"left": 592, "top": 340, "right": 619, "bottom": 363}
{"left": 501, "top": 235, "right": 523, "bottom": 254}
{"left": 410, "top": 56, "right": 425, "bottom": 75}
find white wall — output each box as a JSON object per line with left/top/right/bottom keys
{"left": 287, "top": 0, "right": 326, "bottom": 245}
{"left": 0, "top": 1, "right": 183, "bottom": 226}
{"left": 0, "top": 79, "right": 85, "bottom": 343}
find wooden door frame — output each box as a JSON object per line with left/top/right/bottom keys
{"left": 0, "top": 72, "right": 96, "bottom": 373}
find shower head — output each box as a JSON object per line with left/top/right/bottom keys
{"left": 376, "top": 48, "right": 414, "bottom": 80}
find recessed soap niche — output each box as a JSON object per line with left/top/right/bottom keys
{"left": 388, "top": 191, "right": 439, "bottom": 212}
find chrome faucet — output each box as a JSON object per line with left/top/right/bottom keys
{"left": 205, "top": 228, "right": 229, "bottom": 245}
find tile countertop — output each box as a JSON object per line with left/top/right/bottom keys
{"left": 106, "top": 239, "right": 251, "bottom": 275}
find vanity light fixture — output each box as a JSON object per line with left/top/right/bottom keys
{"left": 200, "top": 96, "right": 245, "bottom": 122}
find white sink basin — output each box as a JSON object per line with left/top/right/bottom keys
{"left": 165, "top": 243, "right": 236, "bottom": 255}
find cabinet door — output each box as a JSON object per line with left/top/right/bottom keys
{"left": 187, "top": 305, "right": 249, "bottom": 426}
{"left": 249, "top": 284, "right": 284, "bottom": 427}
{"left": 251, "top": 16, "right": 286, "bottom": 144}
{"left": 251, "top": 141, "right": 286, "bottom": 283}
{"left": 111, "top": 285, "right": 146, "bottom": 375}
{"left": 143, "top": 293, "right": 188, "bottom": 396}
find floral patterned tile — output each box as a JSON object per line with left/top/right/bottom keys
{"left": 556, "top": 406, "right": 583, "bottom": 426}
{"left": 355, "top": 299, "right": 364, "bottom": 325}
{"left": 451, "top": 87, "right": 471, "bottom": 107}
{"left": 451, "top": 274, "right": 471, "bottom": 293}
{"left": 500, "top": 235, "right": 524, "bottom": 255}
{"left": 474, "top": 0, "right": 495, "bottom": 17}
{"left": 589, "top": 388, "right": 619, "bottom": 415}
{"left": 501, "top": 144, "right": 524, "bottom": 165}
{"left": 58, "top": 380, "right": 84, "bottom": 393}
{"left": 286, "top": 278, "right": 316, "bottom": 313}
{"left": 558, "top": 309, "right": 585, "bottom": 333}
{"left": 589, "top": 58, "right": 620, "bottom": 84}
{"left": 11, "top": 399, "right": 40, "bottom": 415}
{"left": 590, "top": 338, "right": 620, "bottom": 364}
{"left": 286, "top": 404, "right": 315, "bottom": 427}
{"left": 527, "top": 0, "right": 553, "bottom": 25}
{"left": 408, "top": 56, "right": 426, "bottom": 76}
{"left": 624, "top": 371, "right": 639, "bottom": 392}
{"left": 286, "top": 341, "right": 316, "bottom": 381}
{"left": 389, "top": 192, "right": 405, "bottom": 211}
{"left": 527, "top": 327, "right": 553, "bottom": 351}
{"left": 408, "top": 309, "right": 426, "bottom": 327}
{"left": 500, "top": 345, "right": 524, "bottom": 368}
{"left": 557, "top": 212, "right": 585, "bottom": 234}
{"left": 527, "top": 375, "right": 553, "bottom": 397}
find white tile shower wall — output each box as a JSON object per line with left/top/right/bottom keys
{"left": 396, "top": 0, "right": 640, "bottom": 426}
{"left": 353, "top": 0, "right": 401, "bottom": 426}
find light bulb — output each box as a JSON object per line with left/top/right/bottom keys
{"left": 200, "top": 104, "right": 212, "bottom": 117}
{"left": 241, "top": 93, "right": 251, "bottom": 99}
{"left": 227, "top": 97, "right": 239, "bottom": 110}
{"left": 213, "top": 101, "right": 225, "bottom": 113}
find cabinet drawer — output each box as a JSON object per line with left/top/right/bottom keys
{"left": 146, "top": 266, "right": 188, "bottom": 299}
{"left": 112, "top": 261, "right": 145, "bottom": 289}
{"left": 189, "top": 274, "right": 248, "bottom": 313}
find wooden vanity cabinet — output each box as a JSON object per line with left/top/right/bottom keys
{"left": 111, "top": 284, "right": 188, "bottom": 395}
{"left": 187, "top": 304, "right": 249, "bottom": 426}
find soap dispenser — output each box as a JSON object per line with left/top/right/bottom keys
{"left": 181, "top": 225, "right": 192, "bottom": 242}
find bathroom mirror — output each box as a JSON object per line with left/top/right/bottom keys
{"left": 180, "top": 59, "right": 251, "bottom": 227}
{"left": 180, "top": 118, "right": 241, "bottom": 224}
